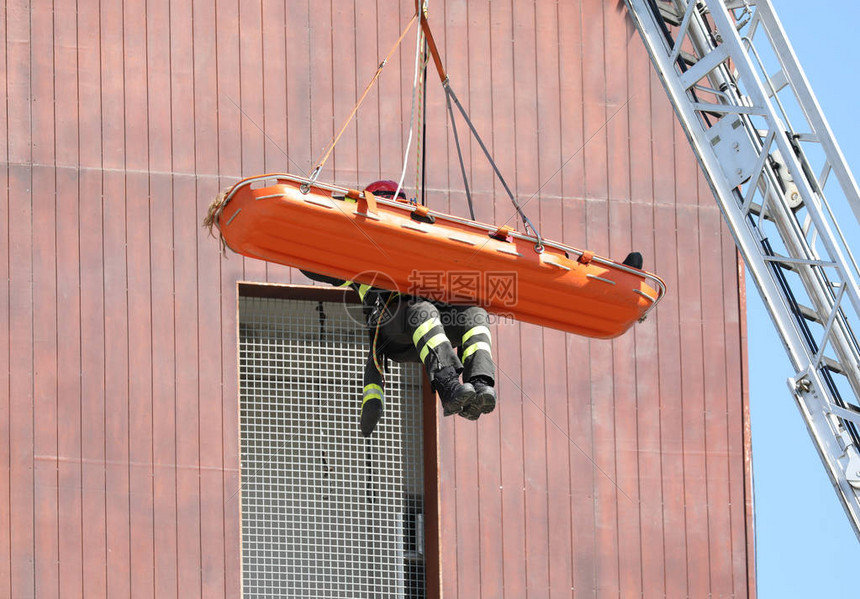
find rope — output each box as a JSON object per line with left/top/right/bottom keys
{"left": 420, "top": 56, "right": 429, "bottom": 207}
{"left": 394, "top": 18, "right": 426, "bottom": 203}
{"left": 414, "top": 42, "right": 428, "bottom": 206}
{"left": 446, "top": 89, "right": 476, "bottom": 220}
{"left": 371, "top": 292, "right": 400, "bottom": 378}
{"left": 415, "top": 1, "right": 430, "bottom": 205}
{"left": 413, "top": 0, "right": 542, "bottom": 249}
{"left": 305, "top": 13, "right": 418, "bottom": 190}
{"left": 445, "top": 83, "right": 544, "bottom": 251}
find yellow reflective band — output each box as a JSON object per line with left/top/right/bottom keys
{"left": 462, "top": 325, "right": 492, "bottom": 346}
{"left": 338, "top": 280, "right": 353, "bottom": 288}
{"left": 462, "top": 341, "right": 492, "bottom": 360}
{"left": 363, "top": 383, "right": 383, "bottom": 396}
{"left": 419, "top": 333, "right": 448, "bottom": 363}
{"left": 358, "top": 284, "right": 372, "bottom": 301}
{"left": 361, "top": 391, "right": 383, "bottom": 407}
{"left": 412, "top": 317, "right": 442, "bottom": 346}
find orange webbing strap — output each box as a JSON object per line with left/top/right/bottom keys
{"left": 309, "top": 14, "right": 419, "bottom": 182}
{"left": 416, "top": 1, "right": 448, "bottom": 84}
{"left": 492, "top": 225, "right": 513, "bottom": 241}
{"left": 356, "top": 190, "right": 378, "bottom": 216}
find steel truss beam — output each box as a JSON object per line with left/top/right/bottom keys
{"left": 624, "top": 0, "right": 860, "bottom": 539}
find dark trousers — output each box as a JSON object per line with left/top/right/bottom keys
{"left": 362, "top": 299, "right": 495, "bottom": 394}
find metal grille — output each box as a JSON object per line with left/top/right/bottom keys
{"left": 239, "top": 296, "right": 425, "bottom": 598}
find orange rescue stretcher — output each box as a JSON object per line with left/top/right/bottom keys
{"left": 209, "top": 174, "right": 666, "bottom": 339}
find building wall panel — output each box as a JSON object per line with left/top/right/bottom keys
{"left": 9, "top": 161, "right": 34, "bottom": 599}
{"left": 1, "top": 1, "right": 754, "bottom": 597}
{"left": 103, "top": 167, "right": 131, "bottom": 599}
{"left": 126, "top": 170, "right": 156, "bottom": 599}
{"left": 32, "top": 143, "right": 59, "bottom": 599}
{"left": 0, "top": 159, "right": 12, "bottom": 598}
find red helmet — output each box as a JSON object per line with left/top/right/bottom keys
{"left": 365, "top": 180, "right": 407, "bottom": 200}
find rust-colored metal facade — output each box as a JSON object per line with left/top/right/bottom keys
{"left": 1, "top": 0, "right": 754, "bottom": 597}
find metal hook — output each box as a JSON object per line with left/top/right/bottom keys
{"left": 301, "top": 166, "right": 322, "bottom": 194}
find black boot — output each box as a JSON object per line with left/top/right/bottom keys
{"left": 461, "top": 376, "right": 496, "bottom": 420}
{"left": 622, "top": 251, "right": 643, "bottom": 269}
{"left": 360, "top": 397, "right": 383, "bottom": 437}
{"left": 432, "top": 366, "right": 475, "bottom": 416}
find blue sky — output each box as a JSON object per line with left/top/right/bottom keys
{"left": 748, "top": 2, "right": 860, "bottom": 597}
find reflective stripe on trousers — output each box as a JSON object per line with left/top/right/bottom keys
{"left": 362, "top": 383, "right": 383, "bottom": 407}
{"left": 461, "top": 325, "right": 492, "bottom": 361}
{"left": 412, "top": 317, "right": 448, "bottom": 367}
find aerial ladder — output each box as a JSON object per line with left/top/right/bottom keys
{"left": 622, "top": 0, "right": 860, "bottom": 539}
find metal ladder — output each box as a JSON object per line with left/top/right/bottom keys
{"left": 623, "top": 0, "right": 860, "bottom": 539}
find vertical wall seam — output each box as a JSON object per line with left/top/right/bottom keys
{"left": 697, "top": 174, "right": 714, "bottom": 594}
{"left": 167, "top": 2, "right": 180, "bottom": 596}
{"left": 1, "top": 39, "right": 8, "bottom": 599}
{"left": 600, "top": 0, "right": 624, "bottom": 592}
{"left": 717, "top": 187, "right": 737, "bottom": 596}
{"left": 212, "top": 1, "right": 228, "bottom": 593}
{"left": 509, "top": 0, "right": 530, "bottom": 590}
{"left": 74, "top": 1, "right": 87, "bottom": 595}
{"left": 674, "top": 131, "right": 690, "bottom": 599}
{"left": 97, "top": 1, "right": 110, "bottom": 592}
{"left": 190, "top": 1, "right": 203, "bottom": 595}
{"left": 143, "top": 0, "right": 157, "bottom": 590}
{"left": 27, "top": 2, "right": 36, "bottom": 592}
{"left": 50, "top": 0, "right": 62, "bottom": 591}
{"left": 121, "top": 0, "right": 135, "bottom": 594}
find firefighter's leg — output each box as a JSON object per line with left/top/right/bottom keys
{"left": 407, "top": 300, "right": 474, "bottom": 416}
{"left": 360, "top": 351, "right": 385, "bottom": 437}
{"left": 457, "top": 306, "right": 497, "bottom": 420}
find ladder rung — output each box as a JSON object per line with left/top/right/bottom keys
{"left": 769, "top": 255, "right": 799, "bottom": 272}
{"left": 657, "top": 2, "right": 683, "bottom": 26}
{"left": 796, "top": 304, "right": 822, "bottom": 324}
{"left": 746, "top": 201, "right": 763, "bottom": 217}
{"left": 679, "top": 50, "right": 698, "bottom": 67}
{"left": 822, "top": 356, "right": 846, "bottom": 376}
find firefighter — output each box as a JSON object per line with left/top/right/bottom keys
{"left": 301, "top": 180, "right": 496, "bottom": 437}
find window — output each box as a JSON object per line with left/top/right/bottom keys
{"left": 239, "top": 293, "right": 426, "bottom": 598}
